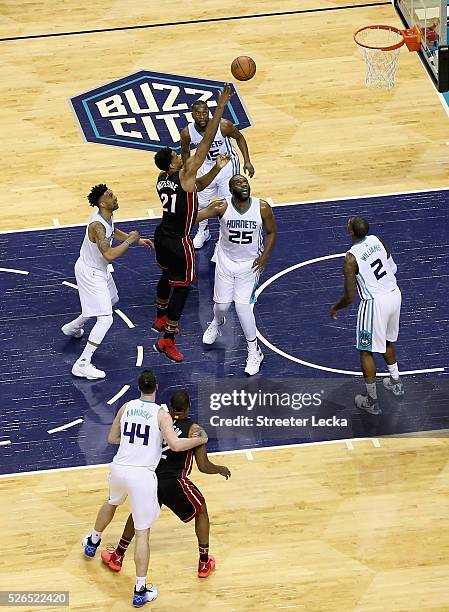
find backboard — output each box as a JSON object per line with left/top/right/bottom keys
{"left": 393, "top": 0, "right": 448, "bottom": 91}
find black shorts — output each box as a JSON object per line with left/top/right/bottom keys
{"left": 154, "top": 226, "right": 195, "bottom": 287}
{"left": 157, "top": 477, "right": 205, "bottom": 522}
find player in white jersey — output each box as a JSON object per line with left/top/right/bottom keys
{"left": 331, "top": 217, "right": 404, "bottom": 415}
{"left": 61, "top": 184, "right": 153, "bottom": 380}
{"left": 180, "top": 99, "right": 255, "bottom": 249}
{"left": 82, "top": 370, "right": 208, "bottom": 608}
{"left": 195, "top": 175, "right": 276, "bottom": 375}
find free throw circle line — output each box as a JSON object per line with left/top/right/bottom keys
{"left": 255, "top": 253, "right": 444, "bottom": 376}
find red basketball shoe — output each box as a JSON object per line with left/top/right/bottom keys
{"left": 151, "top": 316, "right": 179, "bottom": 334}
{"left": 154, "top": 338, "right": 184, "bottom": 362}
{"left": 101, "top": 548, "right": 124, "bottom": 572}
{"left": 198, "top": 555, "right": 216, "bottom": 578}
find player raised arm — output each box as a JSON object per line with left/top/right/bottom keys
{"left": 330, "top": 253, "right": 358, "bottom": 319}
{"left": 252, "top": 200, "right": 277, "bottom": 273}
{"left": 91, "top": 222, "right": 140, "bottom": 262}
{"left": 195, "top": 154, "right": 231, "bottom": 192}
{"left": 180, "top": 84, "right": 234, "bottom": 192}
{"left": 158, "top": 410, "right": 208, "bottom": 451}
{"left": 180, "top": 127, "right": 192, "bottom": 167}
{"left": 221, "top": 119, "right": 255, "bottom": 177}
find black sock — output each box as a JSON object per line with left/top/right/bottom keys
{"left": 164, "top": 322, "right": 178, "bottom": 340}
{"left": 199, "top": 544, "right": 209, "bottom": 563}
{"left": 117, "top": 536, "right": 131, "bottom": 556}
{"left": 156, "top": 301, "right": 168, "bottom": 319}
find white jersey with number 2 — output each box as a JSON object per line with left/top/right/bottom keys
{"left": 348, "top": 235, "right": 397, "bottom": 300}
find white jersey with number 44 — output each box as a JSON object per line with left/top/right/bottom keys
{"left": 348, "top": 235, "right": 398, "bottom": 300}
{"left": 113, "top": 399, "right": 162, "bottom": 469}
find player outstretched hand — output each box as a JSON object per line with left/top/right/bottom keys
{"left": 218, "top": 83, "right": 234, "bottom": 107}
{"left": 138, "top": 238, "right": 154, "bottom": 249}
{"left": 243, "top": 161, "right": 255, "bottom": 178}
{"left": 215, "top": 154, "right": 231, "bottom": 170}
{"left": 218, "top": 465, "right": 231, "bottom": 480}
{"left": 191, "top": 425, "right": 208, "bottom": 443}
{"left": 330, "top": 305, "right": 338, "bottom": 319}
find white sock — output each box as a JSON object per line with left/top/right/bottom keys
{"left": 67, "top": 314, "right": 89, "bottom": 330}
{"left": 79, "top": 342, "right": 97, "bottom": 363}
{"left": 198, "top": 218, "right": 208, "bottom": 232}
{"left": 387, "top": 363, "right": 400, "bottom": 381}
{"left": 91, "top": 529, "right": 102, "bottom": 544}
{"left": 365, "top": 382, "right": 377, "bottom": 401}
{"left": 135, "top": 576, "right": 146, "bottom": 592}
{"left": 247, "top": 338, "right": 258, "bottom": 353}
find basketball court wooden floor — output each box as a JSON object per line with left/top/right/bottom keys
{"left": 1, "top": 0, "right": 449, "bottom": 610}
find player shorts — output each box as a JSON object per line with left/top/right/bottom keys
{"left": 157, "top": 476, "right": 205, "bottom": 522}
{"left": 74, "top": 258, "right": 118, "bottom": 317}
{"left": 197, "top": 157, "right": 240, "bottom": 208}
{"left": 356, "top": 287, "right": 401, "bottom": 353}
{"left": 154, "top": 226, "right": 195, "bottom": 286}
{"left": 108, "top": 463, "right": 160, "bottom": 531}
{"left": 214, "top": 247, "right": 260, "bottom": 304}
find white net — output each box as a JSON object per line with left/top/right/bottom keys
{"left": 355, "top": 27, "right": 404, "bottom": 90}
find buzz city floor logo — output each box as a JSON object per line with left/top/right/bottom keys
{"left": 70, "top": 71, "right": 252, "bottom": 153}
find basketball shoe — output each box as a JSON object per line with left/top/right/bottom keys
{"left": 355, "top": 394, "right": 381, "bottom": 415}
{"left": 133, "top": 585, "right": 158, "bottom": 607}
{"left": 244, "top": 348, "right": 264, "bottom": 376}
{"left": 202, "top": 317, "right": 226, "bottom": 345}
{"left": 382, "top": 376, "right": 404, "bottom": 396}
{"left": 198, "top": 555, "right": 216, "bottom": 578}
{"left": 61, "top": 323, "right": 84, "bottom": 338}
{"left": 151, "top": 316, "right": 179, "bottom": 334}
{"left": 101, "top": 548, "right": 124, "bottom": 572}
{"left": 72, "top": 359, "right": 105, "bottom": 380}
{"left": 154, "top": 338, "right": 184, "bottom": 362}
{"left": 82, "top": 534, "right": 101, "bottom": 558}
{"left": 193, "top": 226, "right": 211, "bottom": 249}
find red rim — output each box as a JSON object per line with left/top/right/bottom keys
{"left": 354, "top": 25, "right": 405, "bottom": 51}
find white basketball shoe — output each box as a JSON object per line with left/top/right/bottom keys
{"left": 72, "top": 359, "right": 105, "bottom": 380}
{"left": 193, "top": 227, "right": 211, "bottom": 249}
{"left": 244, "top": 348, "right": 264, "bottom": 376}
{"left": 203, "top": 317, "right": 226, "bottom": 345}
{"left": 61, "top": 323, "right": 84, "bottom": 338}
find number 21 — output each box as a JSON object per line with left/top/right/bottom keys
{"left": 160, "top": 193, "right": 177, "bottom": 213}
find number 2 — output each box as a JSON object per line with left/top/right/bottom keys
{"left": 370, "top": 258, "right": 387, "bottom": 280}
{"left": 160, "top": 193, "right": 177, "bottom": 213}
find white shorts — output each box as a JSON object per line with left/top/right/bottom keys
{"left": 356, "top": 287, "right": 401, "bottom": 353}
{"left": 197, "top": 157, "right": 240, "bottom": 208}
{"left": 108, "top": 463, "right": 160, "bottom": 531}
{"left": 214, "top": 248, "right": 260, "bottom": 305}
{"left": 75, "top": 258, "right": 118, "bottom": 317}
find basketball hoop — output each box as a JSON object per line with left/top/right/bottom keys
{"left": 354, "top": 25, "right": 421, "bottom": 90}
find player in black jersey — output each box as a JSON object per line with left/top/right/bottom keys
{"left": 152, "top": 84, "right": 233, "bottom": 363}
{"left": 101, "top": 390, "right": 231, "bottom": 579}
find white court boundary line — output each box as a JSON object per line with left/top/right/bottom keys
{"left": 2, "top": 186, "right": 449, "bottom": 234}
{"left": 107, "top": 384, "right": 130, "bottom": 405}
{"left": 62, "top": 280, "right": 78, "bottom": 289}
{"left": 255, "top": 253, "right": 445, "bottom": 376}
{"left": 0, "top": 267, "right": 29, "bottom": 275}
{"left": 2, "top": 428, "right": 449, "bottom": 478}
{"left": 114, "top": 309, "right": 135, "bottom": 329}
{"left": 136, "top": 345, "right": 144, "bottom": 367}
{"left": 47, "top": 418, "right": 83, "bottom": 434}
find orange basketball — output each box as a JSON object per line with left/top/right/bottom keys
{"left": 231, "top": 56, "right": 256, "bottom": 81}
